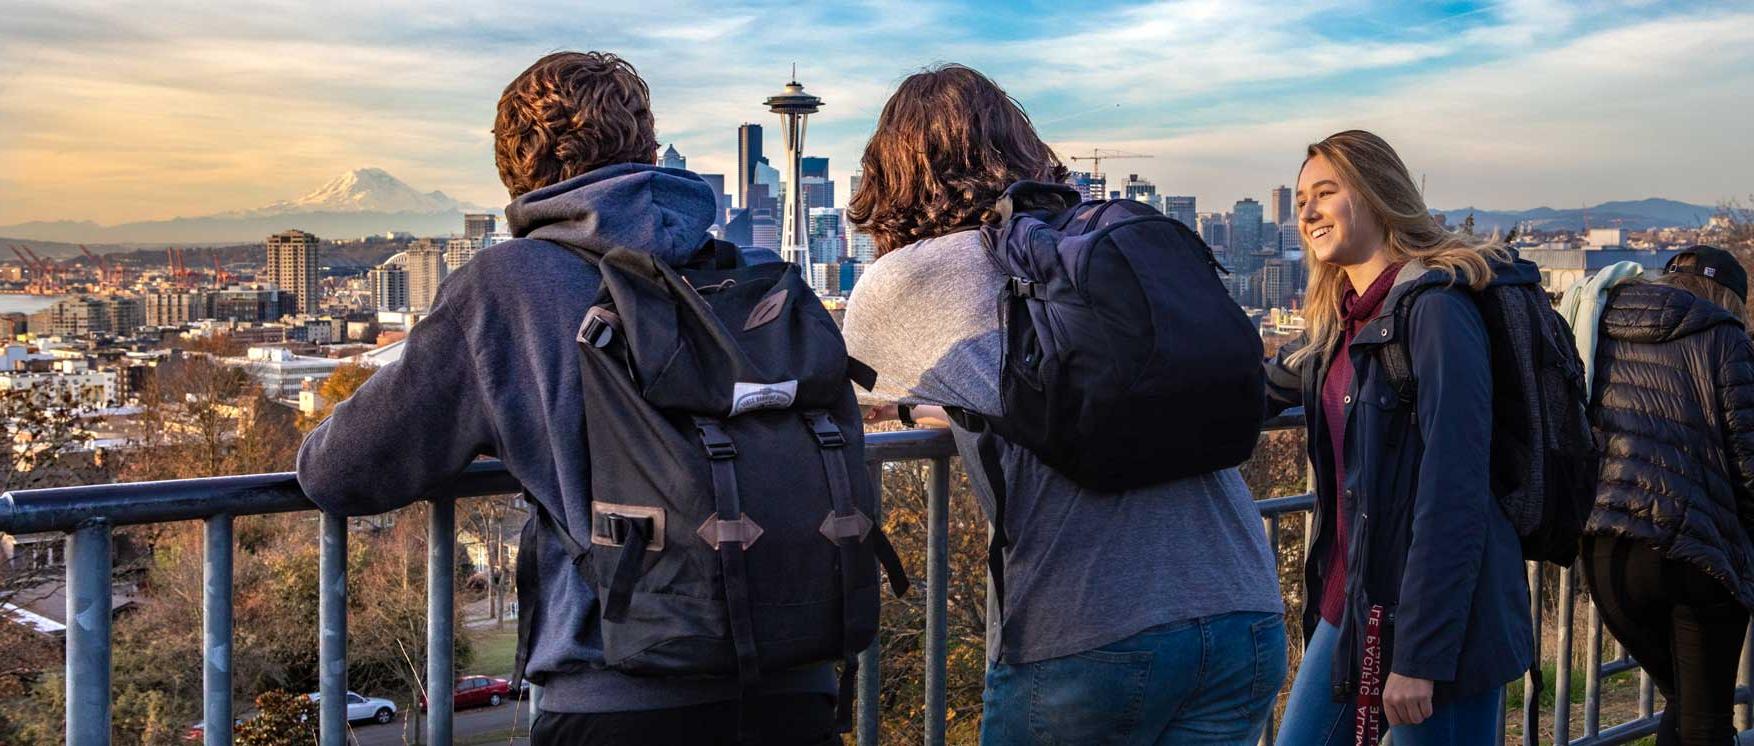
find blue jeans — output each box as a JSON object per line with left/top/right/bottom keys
{"left": 981, "top": 611, "right": 1287, "bottom": 745}
{"left": 1277, "top": 620, "right": 1502, "bottom": 746}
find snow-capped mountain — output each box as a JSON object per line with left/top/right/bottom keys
{"left": 235, "top": 167, "right": 478, "bottom": 216}
{"left": 0, "top": 168, "right": 494, "bottom": 245}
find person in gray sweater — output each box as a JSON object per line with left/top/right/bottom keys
{"left": 297, "top": 52, "right": 836, "bottom": 746}
{"left": 843, "top": 64, "right": 1285, "bottom": 745}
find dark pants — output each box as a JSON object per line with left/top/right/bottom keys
{"left": 530, "top": 693, "right": 839, "bottom": 746}
{"left": 1582, "top": 535, "right": 1750, "bottom": 746}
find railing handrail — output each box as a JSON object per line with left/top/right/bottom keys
{"left": 39, "top": 410, "right": 1731, "bottom": 746}
{"left": 0, "top": 427, "right": 970, "bottom": 535}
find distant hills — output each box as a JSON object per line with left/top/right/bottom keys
{"left": 1432, "top": 198, "right": 1717, "bottom": 233}
{"left": 0, "top": 168, "right": 493, "bottom": 248}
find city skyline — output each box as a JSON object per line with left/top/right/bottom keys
{"left": 3, "top": 1, "right": 1753, "bottom": 227}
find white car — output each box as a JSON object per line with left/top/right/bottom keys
{"left": 306, "top": 691, "right": 397, "bottom": 725}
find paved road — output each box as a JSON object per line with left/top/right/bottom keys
{"left": 351, "top": 700, "right": 534, "bottom": 746}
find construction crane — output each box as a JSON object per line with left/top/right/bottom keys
{"left": 78, "top": 245, "right": 116, "bottom": 291}
{"left": 17, "top": 245, "right": 62, "bottom": 293}
{"left": 1066, "top": 148, "right": 1154, "bottom": 179}
{"left": 212, "top": 255, "right": 231, "bottom": 287}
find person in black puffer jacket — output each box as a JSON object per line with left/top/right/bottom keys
{"left": 1581, "top": 245, "right": 1754, "bottom": 746}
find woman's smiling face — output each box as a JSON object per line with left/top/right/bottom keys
{"left": 1297, "top": 153, "right": 1384, "bottom": 267}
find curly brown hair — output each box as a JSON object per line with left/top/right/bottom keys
{"left": 848, "top": 64, "right": 1069, "bottom": 257}
{"left": 493, "top": 51, "right": 659, "bottom": 198}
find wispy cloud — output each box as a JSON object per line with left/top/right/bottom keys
{"left": 0, "top": 0, "right": 1749, "bottom": 226}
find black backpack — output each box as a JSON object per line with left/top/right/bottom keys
{"left": 959, "top": 181, "right": 1265, "bottom": 490}
{"left": 512, "top": 242, "right": 906, "bottom": 725}
{"left": 954, "top": 181, "right": 1265, "bottom": 609}
{"left": 1378, "top": 258, "right": 1598, "bottom": 566}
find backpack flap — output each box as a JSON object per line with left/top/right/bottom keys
{"left": 591, "top": 248, "right": 848, "bottom": 417}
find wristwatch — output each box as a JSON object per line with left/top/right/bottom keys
{"left": 897, "top": 404, "right": 917, "bottom": 428}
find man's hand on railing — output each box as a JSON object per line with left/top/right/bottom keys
{"left": 864, "top": 403, "right": 953, "bottom": 429}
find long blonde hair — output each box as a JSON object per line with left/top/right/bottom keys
{"left": 1288, "top": 130, "right": 1509, "bottom": 367}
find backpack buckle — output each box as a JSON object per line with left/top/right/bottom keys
{"left": 578, "top": 307, "right": 621, "bottom": 349}
{"left": 1007, "top": 277, "right": 1038, "bottom": 299}
{"left": 804, "top": 411, "right": 845, "bottom": 448}
{"left": 590, "top": 503, "right": 666, "bottom": 551}
{"left": 693, "top": 417, "right": 738, "bottom": 459}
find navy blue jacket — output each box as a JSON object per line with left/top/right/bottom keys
{"left": 1265, "top": 261, "right": 1534, "bottom": 702}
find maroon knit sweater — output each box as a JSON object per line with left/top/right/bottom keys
{"left": 1318, "top": 264, "right": 1403, "bottom": 626}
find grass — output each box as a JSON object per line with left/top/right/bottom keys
{"left": 468, "top": 627, "right": 520, "bottom": 679}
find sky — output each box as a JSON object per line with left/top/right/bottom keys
{"left": 1, "top": 0, "right": 1751, "bottom": 226}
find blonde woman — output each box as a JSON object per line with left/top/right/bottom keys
{"left": 1266, "top": 130, "right": 1532, "bottom": 745}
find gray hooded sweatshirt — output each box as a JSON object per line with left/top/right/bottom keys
{"left": 297, "top": 163, "right": 834, "bottom": 712}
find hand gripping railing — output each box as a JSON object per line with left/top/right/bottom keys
{"left": 5, "top": 416, "right": 1753, "bottom": 745}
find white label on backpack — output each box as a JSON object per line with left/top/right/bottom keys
{"left": 730, "top": 380, "right": 798, "bottom": 417}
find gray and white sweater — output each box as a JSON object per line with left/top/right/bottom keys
{"left": 844, "top": 229, "right": 1284, "bottom": 664}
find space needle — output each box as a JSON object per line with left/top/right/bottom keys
{"left": 764, "top": 67, "right": 822, "bottom": 286}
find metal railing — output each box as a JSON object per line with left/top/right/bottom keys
{"left": 3, "top": 417, "right": 1751, "bottom": 745}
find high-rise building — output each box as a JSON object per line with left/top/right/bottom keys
{"left": 751, "top": 209, "right": 780, "bottom": 251}
{"left": 265, "top": 229, "right": 320, "bottom": 315}
{"left": 1123, "top": 174, "right": 1156, "bottom": 201}
{"left": 445, "top": 237, "right": 482, "bottom": 272}
{"left": 144, "top": 291, "right": 211, "bottom": 326}
{"left": 464, "top": 213, "right": 497, "bottom": 240}
{"left": 1270, "top": 185, "right": 1294, "bottom": 227}
{"left": 1231, "top": 199, "right": 1264, "bottom": 253}
{"left": 108, "top": 297, "right": 144, "bottom": 334}
{"left": 849, "top": 171, "right": 864, "bottom": 206}
{"left": 1260, "top": 257, "right": 1306, "bottom": 310}
{"left": 1197, "top": 213, "right": 1229, "bottom": 249}
{"left": 211, "top": 287, "right": 284, "bottom": 323}
{"left": 847, "top": 223, "right": 877, "bottom": 264}
{"left": 801, "top": 177, "right": 834, "bottom": 212}
{"left": 699, "top": 174, "right": 731, "bottom": 228}
{"left": 737, "top": 123, "right": 763, "bottom": 209}
{"left": 753, "top": 163, "right": 782, "bottom": 215}
{"left": 28, "top": 297, "right": 110, "bottom": 337}
{"left": 403, "top": 239, "right": 448, "bottom": 313}
{"left": 368, "top": 265, "right": 409, "bottom": 312}
{"left": 1163, "top": 196, "right": 1197, "bottom": 227}
{"left": 807, "top": 208, "right": 845, "bottom": 265}
{"left": 1066, "top": 171, "right": 1105, "bottom": 201}
{"left": 660, "top": 143, "right": 686, "bottom": 170}
{"left": 802, "top": 157, "right": 828, "bottom": 180}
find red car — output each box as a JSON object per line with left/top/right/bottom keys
{"left": 420, "top": 676, "right": 513, "bottom": 711}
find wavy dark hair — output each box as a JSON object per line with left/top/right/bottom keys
{"left": 493, "top": 51, "right": 659, "bottom": 198}
{"left": 848, "top": 64, "right": 1069, "bottom": 256}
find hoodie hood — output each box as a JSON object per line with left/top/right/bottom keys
{"left": 1602, "top": 281, "right": 1743, "bottom": 343}
{"left": 505, "top": 163, "right": 717, "bottom": 266}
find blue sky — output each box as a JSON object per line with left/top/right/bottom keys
{"left": 1, "top": 0, "right": 1751, "bottom": 225}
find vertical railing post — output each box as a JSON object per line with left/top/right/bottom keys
{"left": 1584, "top": 601, "right": 1603, "bottom": 738}
{"left": 204, "top": 514, "right": 235, "bottom": 746}
{"left": 319, "top": 512, "right": 348, "bottom": 746}
{"left": 857, "top": 462, "right": 883, "bottom": 746}
{"left": 66, "top": 518, "right": 113, "bottom": 746}
{"left": 925, "top": 457, "right": 949, "bottom": 746}
{"left": 428, "top": 499, "right": 456, "bottom": 746}
{"left": 1523, "top": 563, "right": 1543, "bottom": 746}
{"left": 1554, "top": 564, "right": 1576, "bottom": 745}
{"left": 1738, "top": 621, "right": 1753, "bottom": 731}
{"left": 1260, "top": 515, "right": 1281, "bottom": 746}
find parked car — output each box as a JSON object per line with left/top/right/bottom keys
{"left": 183, "top": 712, "right": 252, "bottom": 741}
{"left": 306, "top": 691, "right": 397, "bottom": 725}
{"left": 420, "top": 676, "right": 513, "bottom": 711}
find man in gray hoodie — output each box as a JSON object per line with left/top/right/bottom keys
{"left": 297, "top": 51, "right": 837, "bottom": 746}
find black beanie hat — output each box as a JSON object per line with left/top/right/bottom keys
{"left": 1665, "top": 245, "right": 1747, "bottom": 302}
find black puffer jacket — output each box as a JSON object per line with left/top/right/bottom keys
{"left": 1586, "top": 282, "right": 1754, "bottom": 607}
